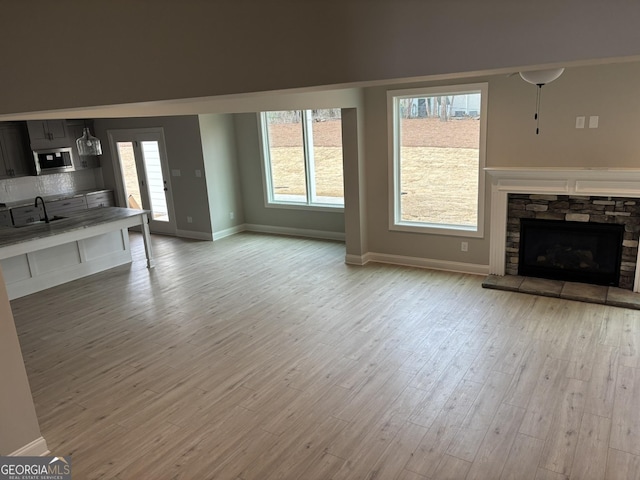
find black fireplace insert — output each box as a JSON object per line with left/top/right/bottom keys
{"left": 518, "top": 218, "right": 624, "bottom": 286}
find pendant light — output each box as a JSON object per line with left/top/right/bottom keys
{"left": 76, "top": 123, "right": 103, "bottom": 156}
{"left": 519, "top": 68, "right": 564, "bottom": 135}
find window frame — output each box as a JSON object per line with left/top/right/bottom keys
{"left": 258, "top": 110, "right": 345, "bottom": 212}
{"left": 387, "top": 83, "right": 488, "bottom": 238}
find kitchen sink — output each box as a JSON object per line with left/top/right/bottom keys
{"left": 13, "top": 216, "right": 67, "bottom": 228}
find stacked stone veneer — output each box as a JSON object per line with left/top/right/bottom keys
{"left": 506, "top": 194, "right": 640, "bottom": 290}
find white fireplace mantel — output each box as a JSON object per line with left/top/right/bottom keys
{"left": 485, "top": 168, "right": 640, "bottom": 292}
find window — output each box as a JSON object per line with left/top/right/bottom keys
{"left": 260, "top": 109, "right": 344, "bottom": 209}
{"left": 388, "top": 83, "right": 487, "bottom": 237}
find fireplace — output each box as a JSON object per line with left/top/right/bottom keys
{"left": 485, "top": 168, "right": 640, "bottom": 293}
{"left": 518, "top": 218, "right": 624, "bottom": 286}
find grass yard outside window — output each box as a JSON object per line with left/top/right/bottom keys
{"left": 260, "top": 109, "right": 344, "bottom": 210}
{"left": 388, "top": 83, "right": 488, "bottom": 237}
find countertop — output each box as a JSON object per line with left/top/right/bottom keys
{"left": 0, "top": 189, "right": 113, "bottom": 209}
{"left": 0, "top": 207, "right": 148, "bottom": 249}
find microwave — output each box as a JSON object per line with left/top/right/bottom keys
{"left": 34, "top": 148, "right": 75, "bottom": 175}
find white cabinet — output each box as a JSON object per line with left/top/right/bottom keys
{"left": 27, "top": 120, "right": 69, "bottom": 149}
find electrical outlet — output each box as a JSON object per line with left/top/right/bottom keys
{"left": 195, "top": 169, "right": 202, "bottom": 178}
{"left": 229, "top": 212, "right": 234, "bottom": 220}
{"left": 187, "top": 216, "right": 193, "bottom": 223}
{"left": 461, "top": 241, "right": 468, "bottom": 252}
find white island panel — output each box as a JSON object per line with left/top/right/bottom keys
{"left": 0, "top": 255, "right": 30, "bottom": 283}
{"left": 2, "top": 230, "right": 132, "bottom": 300}
{"left": 82, "top": 230, "right": 129, "bottom": 261}
{"left": 31, "top": 242, "right": 81, "bottom": 274}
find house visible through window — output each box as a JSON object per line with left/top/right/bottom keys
{"left": 388, "top": 83, "right": 487, "bottom": 237}
{"left": 260, "top": 109, "right": 344, "bottom": 208}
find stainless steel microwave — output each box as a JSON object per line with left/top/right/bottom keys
{"left": 34, "top": 147, "right": 75, "bottom": 175}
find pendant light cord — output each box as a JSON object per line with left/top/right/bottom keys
{"left": 535, "top": 84, "right": 543, "bottom": 135}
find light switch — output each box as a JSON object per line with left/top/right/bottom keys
{"left": 195, "top": 170, "right": 202, "bottom": 178}
{"left": 589, "top": 116, "right": 599, "bottom": 128}
{"left": 171, "top": 169, "right": 181, "bottom": 177}
{"left": 575, "top": 116, "right": 585, "bottom": 129}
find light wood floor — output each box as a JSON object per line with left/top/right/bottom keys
{"left": 10, "top": 232, "right": 640, "bottom": 479}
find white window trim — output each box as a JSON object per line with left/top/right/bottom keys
{"left": 387, "top": 82, "right": 488, "bottom": 238}
{"left": 257, "top": 112, "right": 345, "bottom": 212}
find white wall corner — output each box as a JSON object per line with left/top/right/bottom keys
{"left": 176, "top": 229, "right": 214, "bottom": 241}
{"left": 213, "top": 224, "right": 246, "bottom": 241}
{"left": 10, "top": 437, "right": 49, "bottom": 457}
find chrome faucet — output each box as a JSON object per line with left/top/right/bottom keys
{"left": 34, "top": 196, "right": 49, "bottom": 223}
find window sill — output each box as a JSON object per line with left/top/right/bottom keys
{"left": 265, "top": 202, "right": 345, "bottom": 213}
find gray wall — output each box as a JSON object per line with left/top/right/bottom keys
{"left": 0, "top": 267, "right": 43, "bottom": 454}
{"left": 362, "top": 61, "right": 640, "bottom": 266}
{"left": 234, "top": 113, "right": 345, "bottom": 234}
{"left": 94, "top": 116, "right": 213, "bottom": 235}
{"left": 1, "top": 2, "right": 639, "bottom": 115}
{"left": 198, "top": 114, "right": 245, "bottom": 236}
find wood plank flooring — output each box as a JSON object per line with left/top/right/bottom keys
{"left": 9, "top": 232, "right": 640, "bottom": 479}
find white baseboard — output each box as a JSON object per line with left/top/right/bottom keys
{"left": 10, "top": 436, "right": 49, "bottom": 456}
{"left": 364, "top": 252, "right": 489, "bottom": 276}
{"left": 213, "top": 224, "right": 246, "bottom": 241}
{"left": 345, "top": 253, "right": 371, "bottom": 265}
{"left": 244, "top": 224, "right": 345, "bottom": 241}
{"left": 176, "top": 229, "right": 213, "bottom": 241}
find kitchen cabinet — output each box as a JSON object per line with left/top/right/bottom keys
{"left": 11, "top": 204, "right": 45, "bottom": 226}
{"left": 0, "top": 210, "right": 11, "bottom": 227}
{"left": 67, "top": 121, "right": 100, "bottom": 169}
{"left": 0, "top": 208, "right": 153, "bottom": 300}
{"left": 86, "top": 190, "right": 115, "bottom": 209}
{"left": 27, "top": 120, "right": 69, "bottom": 149}
{"left": 47, "top": 196, "right": 88, "bottom": 217}
{"left": 0, "top": 124, "right": 32, "bottom": 178}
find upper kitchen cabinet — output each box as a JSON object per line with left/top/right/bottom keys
{"left": 0, "top": 123, "right": 33, "bottom": 179}
{"left": 27, "top": 119, "right": 69, "bottom": 149}
{"left": 67, "top": 120, "right": 100, "bottom": 169}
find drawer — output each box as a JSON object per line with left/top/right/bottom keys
{"left": 47, "top": 196, "right": 87, "bottom": 216}
{"left": 86, "top": 191, "right": 115, "bottom": 209}
{"left": 11, "top": 204, "right": 45, "bottom": 226}
{"left": 0, "top": 210, "right": 11, "bottom": 227}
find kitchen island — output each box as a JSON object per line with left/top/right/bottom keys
{"left": 0, "top": 207, "right": 153, "bottom": 300}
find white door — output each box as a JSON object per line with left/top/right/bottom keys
{"left": 108, "top": 128, "right": 176, "bottom": 235}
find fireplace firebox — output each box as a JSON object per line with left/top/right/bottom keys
{"left": 518, "top": 219, "right": 624, "bottom": 286}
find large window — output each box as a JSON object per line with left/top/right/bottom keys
{"left": 260, "top": 109, "right": 344, "bottom": 209}
{"left": 388, "top": 83, "right": 487, "bottom": 237}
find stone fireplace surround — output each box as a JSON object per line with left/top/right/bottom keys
{"left": 506, "top": 194, "right": 638, "bottom": 289}
{"left": 485, "top": 168, "right": 640, "bottom": 293}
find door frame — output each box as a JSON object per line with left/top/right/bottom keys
{"left": 107, "top": 127, "right": 177, "bottom": 235}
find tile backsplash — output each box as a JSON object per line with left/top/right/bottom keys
{"left": 0, "top": 169, "right": 103, "bottom": 204}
